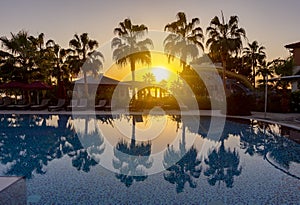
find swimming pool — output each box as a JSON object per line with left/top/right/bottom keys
{"left": 0, "top": 114, "right": 299, "bottom": 204}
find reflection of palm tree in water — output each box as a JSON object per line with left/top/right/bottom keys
{"left": 0, "top": 115, "right": 105, "bottom": 178}
{"left": 163, "top": 116, "right": 201, "bottom": 193}
{"left": 204, "top": 140, "right": 241, "bottom": 188}
{"left": 113, "top": 115, "right": 153, "bottom": 187}
{"left": 69, "top": 115, "right": 106, "bottom": 172}
{"left": 241, "top": 123, "right": 300, "bottom": 180}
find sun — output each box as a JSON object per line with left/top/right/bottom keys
{"left": 151, "top": 66, "right": 170, "bottom": 82}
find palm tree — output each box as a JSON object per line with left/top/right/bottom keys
{"left": 243, "top": 40, "right": 266, "bottom": 88}
{"left": 45, "top": 40, "right": 72, "bottom": 82}
{"left": 68, "top": 33, "right": 103, "bottom": 97}
{"left": 206, "top": 12, "right": 246, "bottom": 87}
{"left": 256, "top": 60, "right": 274, "bottom": 88}
{"left": 272, "top": 57, "right": 294, "bottom": 90}
{"left": 0, "top": 30, "right": 36, "bottom": 83}
{"left": 28, "top": 33, "right": 60, "bottom": 83}
{"left": 111, "top": 18, "right": 153, "bottom": 82}
{"left": 164, "top": 12, "right": 204, "bottom": 71}
{"left": 142, "top": 72, "right": 156, "bottom": 84}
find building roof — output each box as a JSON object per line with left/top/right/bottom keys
{"left": 285, "top": 42, "right": 300, "bottom": 49}
{"left": 74, "top": 74, "right": 127, "bottom": 85}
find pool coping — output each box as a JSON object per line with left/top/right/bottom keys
{"left": 0, "top": 176, "right": 24, "bottom": 192}
{"left": 1, "top": 109, "right": 300, "bottom": 131}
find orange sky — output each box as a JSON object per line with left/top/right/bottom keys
{"left": 104, "top": 51, "right": 182, "bottom": 83}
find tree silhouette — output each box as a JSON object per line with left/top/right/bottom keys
{"left": 0, "top": 31, "right": 51, "bottom": 83}
{"left": 45, "top": 40, "right": 72, "bottom": 82}
{"left": 112, "top": 18, "right": 153, "bottom": 82}
{"left": 142, "top": 72, "right": 156, "bottom": 84}
{"left": 243, "top": 40, "right": 266, "bottom": 87}
{"left": 256, "top": 60, "right": 274, "bottom": 88}
{"left": 206, "top": 12, "right": 246, "bottom": 87}
{"left": 68, "top": 33, "right": 103, "bottom": 97}
{"left": 164, "top": 12, "right": 204, "bottom": 71}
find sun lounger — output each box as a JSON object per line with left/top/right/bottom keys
{"left": 6, "top": 99, "right": 30, "bottom": 110}
{"left": 14, "top": 102, "right": 31, "bottom": 110}
{"left": 0, "top": 98, "right": 11, "bottom": 109}
{"left": 75, "top": 98, "right": 88, "bottom": 110}
{"left": 31, "top": 99, "right": 50, "bottom": 110}
{"left": 104, "top": 100, "right": 116, "bottom": 111}
{"left": 48, "top": 99, "right": 66, "bottom": 111}
{"left": 95, "top": 99, "right": 106, "bottom": 110}
{"left": 66, "top": 99, "right": 78, "bottom": 111}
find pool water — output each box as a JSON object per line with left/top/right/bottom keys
{"left": 0, "top": 114, "right": 299, "bottom": 204}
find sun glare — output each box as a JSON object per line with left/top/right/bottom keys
{"left": 151, "top": 66, "right": 170, "bottom": 82}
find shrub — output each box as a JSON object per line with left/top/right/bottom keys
{"left": 226, "top": 93, "right": 254, "bottom": 116}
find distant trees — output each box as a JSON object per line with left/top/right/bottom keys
{"left": 142, "top": 72, "right": 156, "bottom": 84}
{"left": 0, "top": 31, "right": 46, "bottom": 83}
{"left": 68, "top": 33, "right": 103, "bottom": 97}
{"left": 243, "top": 40, "right": 266, "bottom": 87}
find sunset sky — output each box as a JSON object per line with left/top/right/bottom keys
{"left": 1, "top": 0, "right": 300, "bottom": 80}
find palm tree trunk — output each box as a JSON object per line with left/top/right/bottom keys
{"left": 221, "top": 55, "right": 227, "bottom": 88}
{"left": 84, "top": 72, "right": 89, "bottom": 98}
{"left": 130, "top": 59, "right": 136, "bottom": 82}
{"left": 252, "top": 59, "right": 256, "bottom": 88}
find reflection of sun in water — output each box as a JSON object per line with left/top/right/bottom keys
{"left": 152, "top": 66, "right": 170, "bottom": 82}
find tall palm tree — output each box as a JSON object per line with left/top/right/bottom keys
{"left": 68, "top": 33, "right": 103, "bottom": 97}
{"left": 243, "top": 40, "right": 266, "bottom": 88}
{"left": 164, "top": 12, "right": 204, "bottom": 71}
{"left": 111, "top": 18, "right": 153, "bottom": 82}
{"left": 206, "top": 12, "right": 246, "bottom": 87}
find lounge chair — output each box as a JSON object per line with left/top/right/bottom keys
{"left": 95, "top": 99, "right": 106, "bottom": 110}
{"left": 6, "top": 99, "right": 30, "bottom": 110}
{"left": 75, "top": 98, "right": 88, "bottom": 110}
{"left": 48, "top": 99, "right": 66, "bottom": 111}
{"left": 178, "top": 102, "right": 188, "bottom": 111}
{"left": 14, "top": 102, "right": 31, "bottom": 110}
{"left": 0, "top": 98, "right": 11, "bottom": 109}
{"left": 66, "top": 99, "right": 78, "bottom": 111}
{"left": 104, "top": 100, "right": 116, "bottom": 111}
{"left": 31, "top": 99, "right": 50, "bottom": 110}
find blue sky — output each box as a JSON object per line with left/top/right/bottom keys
{"left": 1, "top": 0, "right": 300, "bottom": 60}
